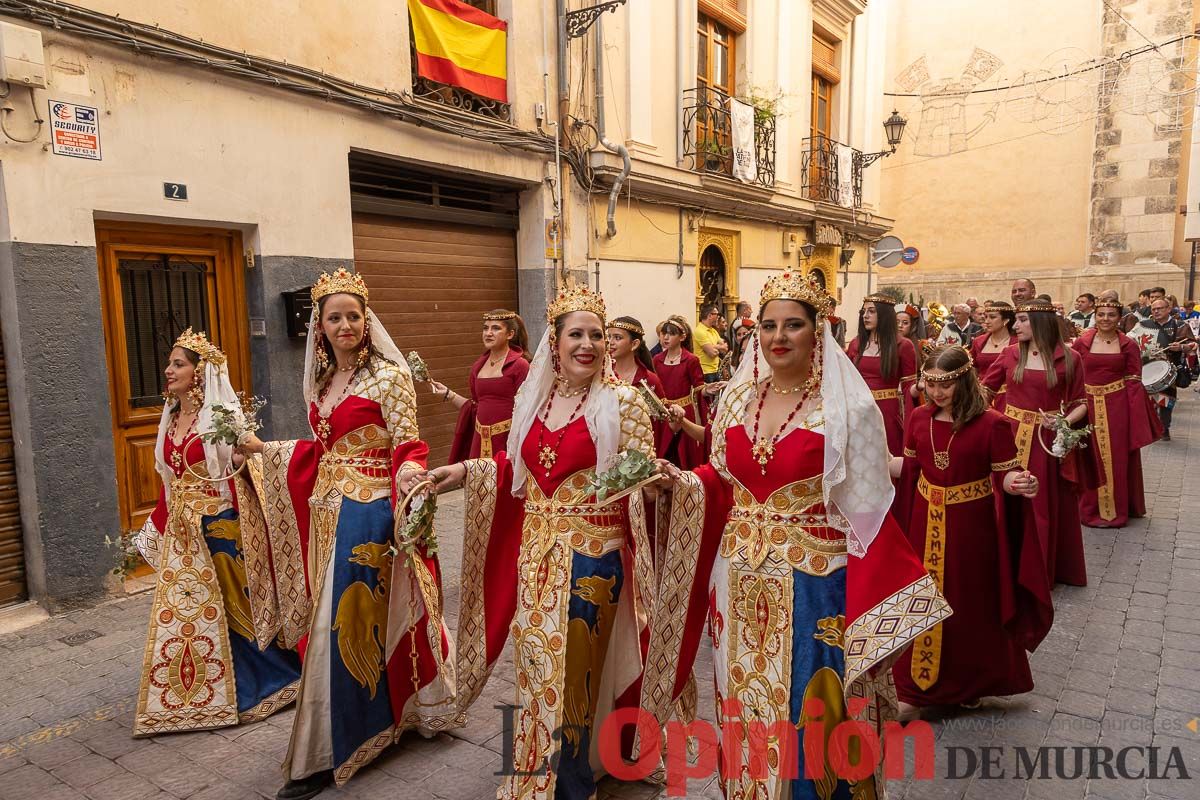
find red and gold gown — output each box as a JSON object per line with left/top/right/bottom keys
{"left": 971, "top": 332, "right": 1013, "bottom": 412}
{"left": 133, "top": 433, "right": 301, "bottom": 735}
{"left": 893, "top": 404, "right": 1052, "bottom": 706}
{"left": 846, "top": 337, "right": 918, "bottom": 456}
{"left": 639, "top": 385, "right": 949, "bottom": 799}
{"left": 982, "top": 346, "right": 1098, "bottom": 587}
{"left": 654, "top": 348, "right": 706, "bottom": 467}
{"left": 1071, "top": 330, "right": 1162, "bottom": 527}
{"left": 449, "top": 347, "right": 529, "bottom": 462}
{"left": 453, "top": 385, "right": 656, "bottom": 800}
{"left": 259, "top": 357, "right": 456, "bottom": 785}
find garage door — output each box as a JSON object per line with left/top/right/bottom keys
{"left": 353, "top": 213, "right": 519, "bottom": 468}
{"left": 0, "top": 324, "right": 27, "bottom": 607}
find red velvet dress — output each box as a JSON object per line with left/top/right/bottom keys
{"left": 1071, "top": 330, "right": 1162, "bottom": 527}
{"left": 972, "top": 332, "right": 1014, "bottom": 412}
{"left": 448, "top": 347, "right": 529, "bottom": 462}
{"left": 654, "top": 349, "right": 706, "bottom": 467}
{"left": 982, "top": 346, "right": 1097, "bottom": 587}
{"left": 846, "top": 337, "right": 918, "bottom": 456}
{"left": 893, "top": 405, "right": 1051, "bottom": 706}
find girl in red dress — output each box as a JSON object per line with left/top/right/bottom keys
{"left": 891, "top": 345, "right": 1050, "bottom": 709}
{"left": 435, "top": 309, "right": 530, "bottom": 462}
{"left": 608, "top": 315, "right": 667, "bottom": 450}
{"left": 982, "top": 301, "right": 1097, "bottom": 588}
{"left": 653, "top": 315, "right": 706, "bottom": 467}
{"left": 847, "top": 294, "right": 918, "bottom": 455}
{"left": 1072, "top": 300, "right": 1162, "bottom": 527}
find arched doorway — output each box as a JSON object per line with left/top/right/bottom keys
{"left": 699, "top": 244, "right": 726, "bottom": 311}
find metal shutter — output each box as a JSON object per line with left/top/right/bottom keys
{"left": 0, "top": 325, "right": 26, "bottom": 606}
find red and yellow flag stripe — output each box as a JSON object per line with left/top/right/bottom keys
{"left": 408, "top": 0, "right": 508, "bottom": 103}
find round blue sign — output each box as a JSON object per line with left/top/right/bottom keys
{"left": 901, "top": 246, "right": 920, "bottom": 265}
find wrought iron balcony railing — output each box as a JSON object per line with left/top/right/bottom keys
{"left": 801, "top": 134, "right": 864, "bottom": 208}
{"left": 682, "top": 86, "right": 776, "bottom": 187}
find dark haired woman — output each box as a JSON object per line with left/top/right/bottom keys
{"left": 427, "top": 281, "right": 657, "bottom": 800}
{"left": 890, "top": 345, "right": 1050, "bottom": 710}
{"left": 240, "top": 269, "right": 454, "bottom": 799}
{"left": 133, "top": 330, "right": 300, "bottom": 737}
{"left": 1072, "top": 300, "right": 1162, "bottom": 527}
{"left": 640, "top": 272, "right": 948, "bottom": 797}
{"left": 982, "top": 301, "right": 1096, "bottom": 588}
{"left": 847, "top": 294, "right": 918, "bottom": 455}
{"left": 653, "top": 314, "right": 706, "bottom": 467}
{"left": 608, "top": 315, "right": 666, "bottom": 447}
{"left": 972, "top": 301, "right": 1017, "bottom": 412}
{"left": 435, "top": 309, "right": 530, "bottom": 462}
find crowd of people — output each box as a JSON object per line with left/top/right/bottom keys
{"left": 127, "top": 269, "right": 1191, "bottom": 800}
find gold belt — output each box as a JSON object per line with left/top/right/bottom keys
{"left": 318, "top": 448, "right": 391, "bottom": 502}
{"left": 1085, "top": 381, "right": 1121, "bottom": 521}
{"left": 522, "top": 498, "right": 625, "bottom": 558}
{"left": 666, "top": 393, "right": 694, "bottom": 409}
{"left": 1086, "top": 379, "right": 1125, "bottom": 397}
{"left": 871, "top": 388, "right": 900, "bottom": 400}
{"left": 1004, "top": 404, "right": 1041, "bottom": 469}
{"left": 721, "top": 479, "right": 846, "bottom": 576}
{"left": 474, "top": 418, "right": 512, "bottom": 459}
{"left": 912, "top": 473, "right": 991, "bottom": 691}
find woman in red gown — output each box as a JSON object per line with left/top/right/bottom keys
{"left": 891, "top": 345, "right": 1050, "bottom": 709}
{"left": 972, "top": 301, "right": 1016, "bottom": 412}
{"left": 982, "top": 301, "right": 1095, "bottom": 588}
{"left": 608, "top": 315, "right": 667, "bottom": 449}
{"left": 653, "top": 315, "right": 706, "bottom": 467}
{"left": 847, "top": 294, "right": 917, "bottom": 455}
{"left": 1071, "top": 300, "right": 1162, "bottom": 527}
{"left": 435, "top": 309, "right": 530, "bottom": 461}
{"left": 642, "top": 273, "right": 949, "bottom": 798}
{"left": 428, "top": 281, "right": 657, "bottom": 800}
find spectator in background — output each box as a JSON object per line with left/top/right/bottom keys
{"left": 1011, "top": 278, "right": 1037, "bottom": 305}
{"left": 1068, "top": 293, "right": 1096, "bottom": 330}
{"left": 726, "top": 300, "right": 753, "bottom": 350}
{"left": 971, "top": 305, "right": 987, "bottom": 327}
{"left": 828, "top": 296, "right": 847, "bottom": 348}
{"left": 692, "top": 303, "right": 728, "bottom": 383}
{"left": 937, "top": 303, "right": 983, "bottom": 345}
{"left": 1122, "top": 289, "right": 1154, "bottom": 332}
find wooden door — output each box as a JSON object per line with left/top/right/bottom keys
{"left": 696, "top": 12, "right": 736, "bottom": 173}
{"left": 353, "top": 213, "right": 518, "bottom": 468}
{"left": 810, "top": 33, "right": 839, "bottom": 201}
{"left": 97, "top": 223, "right": 249, "bottom": 532}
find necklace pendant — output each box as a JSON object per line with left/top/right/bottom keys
{"left": 933, "top": 451, "right": 951, "bottom": 470}
{"left": 169, "top": 450, "right": 183, "bottom": 470}
{"left": 538, "top": 445, "right": 558, "bottom": 472}
{"left": 751, "top": 438, "right": 774, "bottom": 473}
{"left": 316, "top": 418, "right": 332, "bottom": 441}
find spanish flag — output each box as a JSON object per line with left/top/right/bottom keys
{"left": 408, "top": 0, "right": 508, "bottom": 103}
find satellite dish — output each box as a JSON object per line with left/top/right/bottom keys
{"left": 872, "top": 235, "right": 905, "bottom": 268}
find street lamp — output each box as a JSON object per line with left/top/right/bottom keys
{"left": 839, "top": 246, "right": 856, "bottom": 268}
{"left": 800, "top": 242, "right": 817, "bottom": 260}
{"left": 855, "top": 110, "right": 908, "bottom": 170}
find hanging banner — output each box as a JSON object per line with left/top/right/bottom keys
{"left": 730, "top": 97, "right": 758, "bottom": 183}
{"left": 836, "top": 142, "right": 855, "bottom": 207}
{"left": 407, "top": 0, "right": 508, "bottom": 103}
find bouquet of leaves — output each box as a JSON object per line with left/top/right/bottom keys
{"left": 637, "top": 380, "right": 670, "bottom": 422}
{"left": 394, "top": 493, "right": 438, "bottom": 557}
{"left": 201, "top": 393, "right": 266, "bottom": 447}
{"left": 104, "top": 530, "right": 142, "bottom": 578}
{"left": 406, "top": 351, "right": 430, "bottom": 382}
{"left": 1041, "top": 404, "right": 1093, "bottom": 459}
{"left": 589, "top": 449, "right": 660, "bottom": 503}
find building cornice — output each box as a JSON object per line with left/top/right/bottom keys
{"left": 814, "top": 0, "right": 869, "bottom": 31}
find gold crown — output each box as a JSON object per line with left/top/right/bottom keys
{"left": 546, "top": 278, "right": 605, "bottom": 324}
{"left": 311, "top": 267, "right": 369, "bottom": 304}
{"left": 759, "top": 271, "right": 833, "bottom": 319}
{"left": 863, "top": 293, "right": 893, "bottom": 305}
{"left": 173, "top": 328, "right": 227, "bottom": 366}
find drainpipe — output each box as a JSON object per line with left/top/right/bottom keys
{"left": 595, "top": 15, "right": 630, "bottom": 238}
{"left": 1190, "top": 240, "right": 1198, "bottom": 302}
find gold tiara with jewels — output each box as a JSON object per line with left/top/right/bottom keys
{"left": 311, "top": 267, "right": 369, "bottom": 304}
{"left": 759, "top": 271, "right": 832, "bottom": 319}
{"left": 921, "top": 345, "right": 974, "bottom": 383}
{"left": 609, "top": 320, "right": 644, "bottom": 337}
{"left": 1014, "top": 302, "right": 1055, "bottom": 313}
{"left": 483, "top": 310, "right": 517, "bottom": 321}
{"left": 984, "top": 300, "right": 1014, "bottom": 312}
{"left": 546, "top": 278, "right": 605, "bottom": 323}
{"left": 863, "top": 293, "right": 893, "bottom": 305}
{"left": 174, "top": 328, "right": 227, "bottom": 366}
{"left": 1094, "top": 299, "right": 1123, "bottom": 310}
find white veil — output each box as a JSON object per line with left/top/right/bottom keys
{"left": 153, "top": 352, "right": 240, "bottom": 499}
{"left": 506, "top": 325, "right": 621, "bottom": 498}
{"left": 712, "top": 319, "right": 894, "bottom": 556}
{"left": 302, "top": 306, "right": 411, "bottom": 404}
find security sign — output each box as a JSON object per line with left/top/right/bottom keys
{"left": 48, "top": 100, "right": 101, "bottom": 160}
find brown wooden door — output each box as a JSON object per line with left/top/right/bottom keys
{"left": 352, "top": 213, "right": 518, "bottom": 468}
{"left": 696, "top": 12, "right": 736, "bottom": 173}
{"left": 97, "top": 223, "right": 249, "bottom": 532}
{"left": 0, "top": 322, "right": 27, "bottom": 607}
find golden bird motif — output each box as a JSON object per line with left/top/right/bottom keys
{"left": 813, "top": 615, "right": 846, "bottom": 649}
{"left": 332, "top": 541, "right": 393, "bottom": 699}
{"left": 206, "top": 518, "right": 243, "bottom": 545}
{"left": 211, "top": 550, "right": 255, "bottom": 644}
{"left": 562, "top": 574, "right": 618, "bottom": 753}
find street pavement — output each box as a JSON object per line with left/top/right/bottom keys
{"left": 2, "top": 400, "right": 1200, "bottom": 800}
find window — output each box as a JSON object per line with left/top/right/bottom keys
{"left": 811, "top": 32, "right": 840, "bottom": 142}
{"left": 697, "top": 13, "right": 735, "bottom": 97}
{"left": 461, "top": 0, "right": 496, "bottom": 13}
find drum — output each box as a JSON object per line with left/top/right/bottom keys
{"left": 1141, "top": 359, "right": 1177, "bottom": 394}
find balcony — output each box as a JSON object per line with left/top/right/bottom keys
{"left": 682, "top": 86, "right": 776, "bottom": 188}
{"left": 801, "top": 134, "right": 863, "bottom": 209}
{"left": 410, "top": 74, "right": 512, "bottom": 122}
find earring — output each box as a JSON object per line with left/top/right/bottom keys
{"left": 549, "top": 332, "right": 561, "bottom": 375}
{"left": 805, "top": 334, "right": 824, "bottom": 396}
{"left": 355, "top": 323, "right": 371, "bottom": 370}
{"left": 188, "top": 372, "right": 205, "bottom": 410}
{"left": 314, "top": 336, "right": 330, "bottom": 371}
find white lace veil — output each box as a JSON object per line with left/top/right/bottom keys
{"left": 302, "top": 305, "right": 410, "bottom": 404}
{"left": 153, "top": 346, "right": 240, "bottom": 499}
{"left": 713, "top": 315, "right": 894, "bottom": 556}
{"left": 506, "top": 318, "right": 620, "bottom": 498}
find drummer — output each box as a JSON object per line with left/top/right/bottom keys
{"left": 1128, "top": 297, "right": 1197, "bottom": 440}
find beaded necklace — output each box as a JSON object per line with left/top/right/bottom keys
{"left": 749, "top": 380, "right": 814, "bottom": 474}
{"left": 316, "top": 369, "right": 359, "bottom": 443}
{"left": 167, "top": 411, "right": 199, "bottom": 471}
{"left": 535, "top": 383, "right": 590, "bottom": 476}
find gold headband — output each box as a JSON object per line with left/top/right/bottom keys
{"left": 311, "top": 267, "right": 369, "bottom": 304}
{"left": 483, "top": 311, "right": 517, "bottom": 321}
{"left": 921, "top": 347, "right": 975, "bottom": 383}
{"left": 983, "top": 301, "right": 1014, "bottom": 312}
{"left": 863, "top": 293, "right": 893, "bottom": 305}
{"left": 1094, "top": 300, "right": 1123, "bottom": 310}
{"left": 609, "top": 320, "right": 644, "bottom": 337}
{"left": 173, "top": 328, "right": 227, "bottom": 366}
{"left": 1014, "top": 303, "right": 1056, "bottom": 313}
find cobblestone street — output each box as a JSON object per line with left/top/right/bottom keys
{"left": 2, "top": 401, "right": 1200, "bottom": 800}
